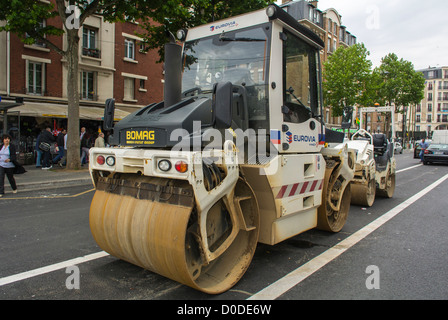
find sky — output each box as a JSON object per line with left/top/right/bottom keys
{"left": 276, "top": 0, "right": 448, "bottom": 70}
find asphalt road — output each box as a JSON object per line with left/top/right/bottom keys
{"left": 1, "top": 151, "right": 447, "bottom": 306}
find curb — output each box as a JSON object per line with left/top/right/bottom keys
{"left": 15, "top": 178, "right": 93, "bottom": 193}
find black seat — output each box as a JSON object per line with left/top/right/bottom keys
{"left": 373, "top": 134, "right": 392, "bottom": 171}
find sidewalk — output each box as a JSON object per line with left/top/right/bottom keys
{"left": 7, "top": 164, "right": 93, "bottom": 194}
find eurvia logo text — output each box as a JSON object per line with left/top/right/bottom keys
{"left": 210, "top": 21, "right": 237, "bottom": 32}
{"left": 286, "top": 131, "right": 316, "bottom": 144}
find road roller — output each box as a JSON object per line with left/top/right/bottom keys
{"left": 347, "top": 111, "right": 397, "bottom": 207}
{"left": 88, "top": 4, "right": 355, "bottom": 294}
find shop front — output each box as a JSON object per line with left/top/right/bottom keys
{"left": 0, "top": 100, "right": 129, "bottom": 165}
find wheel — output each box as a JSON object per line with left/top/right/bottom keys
{"left": 351, "top": 178, "right": 376, "bottom": 207}
{"left": 89, "top": 174, "right": 259, "bottom": 294}
{"left": 377, "top": 172, "right": 395, "bottom": 198}
{"left": 317, "top": 164, "right": 351, "bottom": 232}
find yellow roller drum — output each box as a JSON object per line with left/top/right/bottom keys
{"left": 89, "top": 174, "right": 259, "bottom": 294}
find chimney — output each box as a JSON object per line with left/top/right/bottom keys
{"left": 309, "top": 0, "right": 318, "bottom": 8}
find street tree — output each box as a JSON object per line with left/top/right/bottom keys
{"left": 0, "top": 0, "right": 270, "bottom": 169}
{"left": 138, "top": 0, "right": 272, "bottom": 61}
{"left": 373, "top": 53, "right": 425, "bottom": 138}
{"left": 0, "top": 0, "right": 161, "bottom": 169}
{"left": 322, "top": 43, "right": 373, "bottom": 117}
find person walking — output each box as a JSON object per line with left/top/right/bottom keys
{"left": 40, "top": 127, "right": 56, "bottom": 169}
{"left": 80, "top": 127, "right": 90, "bottom": 165}
{"left": 53, "top": 128, "right": 66, "bottom": 166}
{"left": 94, "top": 132, "right": 105, "bottom": 148}
{"left": 0, "top": 134, "right": 18, "bottom": 197}
{"left": 35, "top": 132, "right": 42, "bottom": 168}
{"left": 419, "top": 138, "right": 429, "bottom": 162}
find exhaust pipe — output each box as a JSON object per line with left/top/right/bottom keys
{"left": 164, "top": 38, "right": 183, "bottom": 108}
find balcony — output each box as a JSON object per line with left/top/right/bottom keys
{"left": 82, "top": 47, "right": 101, "bottom": 59}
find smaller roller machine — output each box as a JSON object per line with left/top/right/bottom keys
{"left": 348, "top": 106, "right": 397, "bottom": 206}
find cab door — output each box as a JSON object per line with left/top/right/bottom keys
{"left": 273, "top": 28, "right": 323, "bottom": 154}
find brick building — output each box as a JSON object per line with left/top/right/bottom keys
{"left": 0, "top": 0, "right": 164, "bottom": 160}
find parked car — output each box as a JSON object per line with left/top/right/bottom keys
{"left": 394, "top": 142, "right": 403, "bottom": 154}
{"left": 414, "top": 139, "right": 432, "bottom": 158}
{"left": 423, "top": 143, "right": 448, "bottom": 165}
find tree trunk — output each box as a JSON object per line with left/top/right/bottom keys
{"left": 66, "top": 29, "right": 81, "bottom": 170}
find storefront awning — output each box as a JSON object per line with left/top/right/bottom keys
{"left": 8, "top": 102, "right": 130, "bottom": 121}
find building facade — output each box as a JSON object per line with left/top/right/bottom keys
{"left": 0, "top": 0, "right": 164, "bottom": 161}
{"left": 415, "top": 66, "right": 448, "bottom": 138}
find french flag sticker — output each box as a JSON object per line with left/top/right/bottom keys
{"left": 270, "top": 129, "right": 281, "bottom": 145}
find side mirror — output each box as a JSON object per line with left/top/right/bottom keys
{"left": 212, "top": 82, "right": 233, "bottom": 129}
{"left": 103, "top": 98, "right": 115, "bottom": 131}
{"left": 341, "top": 106, "right": 353, "bottom": 129}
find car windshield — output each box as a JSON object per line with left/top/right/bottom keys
{"left": 182, "top": 24, "right": 271, "bottom": 129}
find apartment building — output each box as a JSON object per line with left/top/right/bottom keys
{"left": 414, "top": 66, "right": 448, "bottom": 138}
{"left": 0, "top": 0, "right": 163, "bottom": 160}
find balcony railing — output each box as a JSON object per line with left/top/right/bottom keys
{"left": 82, "top": 47, "right": 101, "bottom": 59}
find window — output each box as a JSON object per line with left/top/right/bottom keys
{"left": 427, "top": 114, "right": 431, "bottom": 123}
{"left": 283, "top": 29, "right": 319, "bottom": 124}
{"left": 428, "top": 93, "right": 433, "bottom": 101}
{"left": 416, "top": 114, "right": 421, "bottom": 123}
{"left": 83, "top": 27, "right": 97, "bottom": 49}
{"left": 81, "top": 71, "right": 96, "bottom": 100}
{"left": 125, "top": 39, "right": 135, "bottom": 60}
{"left": 428, "top": 82, "right": 433, "bottom": 90}
{"left": 82, "top": 27, "right": 100, "bottom": 58}
{"left": 139, "top": 79, "right": 145, "bottom": 90}
{"left": 28, "top": 61, "right": 44, "bottom": 95}
{"left": 428, "top": 103, "right": 432, "bottom": 112}
{"left": 124, "top": 78, "right": 135, "bottom": 100}
{"left": 26, "top": 20, "right": 46, "bottom": 47}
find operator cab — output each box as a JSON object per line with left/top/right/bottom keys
{"left": 180, "top": 4, "right": 326, "bottom": 154}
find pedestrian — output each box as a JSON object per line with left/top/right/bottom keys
{"left": 94, "top": 132, "right": 105, "bottom": 148}
{"left": 35, "top": 132, "right": 42, "bottom": 168}
{"left": 80, "top": 127, "right": 90, "bottom": 165}
{"left": 40, "top": 127, "right": 56, "bottom": 169}
{"left": 0, "top": 134, "right": 18, "bottom": 197}
{"left": 53, "top": 128, "right": 66, "bottom": 166}
{"left": 61, "top": 133, "right": 68, "bottom": 166}
{"left": 419, "top": 138, "right": 429, "bottom": 162}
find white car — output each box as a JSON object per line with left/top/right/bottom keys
{"left": 394, "top": 142, "right": 403, "bottom": 154}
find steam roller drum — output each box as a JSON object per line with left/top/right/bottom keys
{"left": 377, "top": 172, "right": 395, "bottom": 198}
{"left": 317, "top": 163, "right": 351, "bottom": 232}
{"left": 89, "top": 173, "right": 259, "bottom": 294}
{"left": 351, "top": 178, "right": 376, "bottom": 207}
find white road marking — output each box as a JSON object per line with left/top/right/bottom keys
{"left": 0, "top": 251, "right": 109, "bottom": 287}
{"left": 396, "top": 163, "right": 422, "bottom": 173}
{"left": 248, "top": 173, "right": 448, "bottom": 300}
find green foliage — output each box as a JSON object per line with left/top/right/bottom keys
{"left": 373, "top": 53, "right": 425, "bottom": 112}
{"left": 323, "top": 43, "right": 373, "bottom": 117}
{"left": 137, "top": 0, "right": 271, "bottom": 61}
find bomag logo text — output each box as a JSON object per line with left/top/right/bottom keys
{"left": 126, "top": 130, "right": 155, "bottom": 144}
